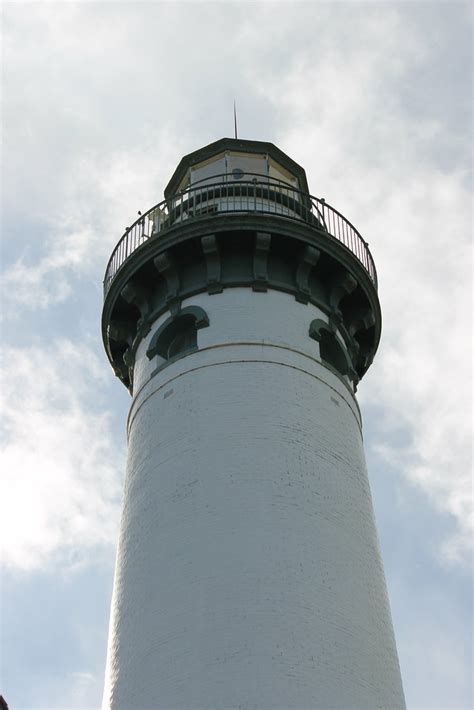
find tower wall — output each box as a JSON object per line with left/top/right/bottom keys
{"left": 103, "top": 288, "right": 404, "bottom": 709}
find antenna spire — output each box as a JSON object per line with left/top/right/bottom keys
{"left": 233, "top": 100, "right": 238, "bottom": 139}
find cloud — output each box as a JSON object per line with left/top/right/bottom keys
{"left": 2, "top": 227, "right": 95, "bottom": 309}
{"left": 1, "top": 131, "right": 187, "bottom": 312}
{"left": 242, "top": 5, "right": 473, "bottom": 565}
{"left": 360, "top": 167, "right": 472, "bottom": 565}
{"left": 1, "top": 0, "right": 471, "bottom": 573}
{"left": 0, "top": 340, "right": 125, "bottom": 571}
{"left": 0, "top": 3, "right": 471, "bottom": 708}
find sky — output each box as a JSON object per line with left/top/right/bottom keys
{"left": 0, "top": 1, "right": 472, "bottom": 708}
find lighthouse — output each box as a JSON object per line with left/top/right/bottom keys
{"left": 101, "top": 138, "right": 405, "bottom": 709}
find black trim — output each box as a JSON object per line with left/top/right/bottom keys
{"left": 146, "top": 306, "right": 210, "bottom": 361}
{"left": 102, "top": 216, "right": 381, "bottom": 391}
{"left": 164, "top": 138, "right": 309, "bottom": 198}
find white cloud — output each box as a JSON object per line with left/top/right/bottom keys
{"left": 360, "top": 169, "right": 472, "bottom": 565}
{"left": 2, "top": 2, "right": 470, "bottom": 568}
{"left": 0, "top": 340, "right": 125, "bottom": 571}
{"left": 242, "top": 6, "right": 473, "bottom": 565}
{"left": 1, "top": 131, "right": 187, "bottom": 311}
{"left": 0, "top": 3, "right": 471, "bottom": 708}
{"left": 2, "top": 227, "right": 94, "bottom": 308}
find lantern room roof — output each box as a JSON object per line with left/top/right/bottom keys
{"left": 164, "top": 137, "right": 310, "bottom": 199}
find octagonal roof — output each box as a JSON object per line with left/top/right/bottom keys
{"left": 164, "top": 137, "right": 310, "bottom": 199}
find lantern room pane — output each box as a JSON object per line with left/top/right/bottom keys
{"left": 190, "top": 153, "right": 227, "bottom": 187}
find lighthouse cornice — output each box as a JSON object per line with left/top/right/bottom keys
{"left": 103, "top": 211, "right": 378, "bottom": 308}
{"left": 102, "top": 211, "right": 381, "bottom": 392}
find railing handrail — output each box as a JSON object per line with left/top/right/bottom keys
{"left": 104, "top": 173, "right": 377, "bottom": 297}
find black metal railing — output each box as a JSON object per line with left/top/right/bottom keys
{"left": 103, "top": 173, "right": 377, "bottom": 296}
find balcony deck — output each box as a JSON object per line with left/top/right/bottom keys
{"left": 103, "top": 174, "right": 377, "bottom": 297}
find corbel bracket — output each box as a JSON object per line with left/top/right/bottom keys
{"left": 295, "top": 245, "right": 320, "bottom": 303}
{"left": 348, "top": 309, "right": 376, "bottom": 338}
{"left": 201, "top": 235, "right": 223, "bottom": 294}
{"left": 253, "top": 232, "right": 271, "bottom": 292}
{"left": 108, "top": 319, "right": 136, "bottom": 346}
{"left": 120, "top": 282, "right": 151, "bottom": 320}
{"left": 153, "top": 251, "right": 181, "bottom": 311}
{"left": 329, "top": 272, "right": 358, "bottom": 315}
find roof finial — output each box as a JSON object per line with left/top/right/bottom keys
{"left": 234, "top": 100, "right": 238, "bottom": 139}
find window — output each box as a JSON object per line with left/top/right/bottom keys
{"left": 309, "top": 318, "right": 350, "bottom": 379}
{"left": 318, "top": 330, "right": 349, "bottom": 377}
{"left": 166, "top": 320, "right": 197, "bottom": 359}
{"left": 147, "top": 306, "right": 209, "bottom": 364}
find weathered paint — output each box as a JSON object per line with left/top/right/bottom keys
{"left": 103, "top": 289, "right": 405, "bottom": 709}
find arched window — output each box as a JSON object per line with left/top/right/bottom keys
{"left": 309, "top": 319, "right": 350, "bottom": 378}
{"left": 318, "top": 330, "right": 349, "bottom": 376}
{"left": 165, "top": 316, "right": 198, "bottom": 359}
{"left": 147, "top": 306, "right": 209, "bottom": 363}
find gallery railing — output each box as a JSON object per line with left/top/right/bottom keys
{"left": 104, "top": 174, "right": 377, "bottom": 296}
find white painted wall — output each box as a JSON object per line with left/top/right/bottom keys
{"left": 103, "top": 288, "right": 405, "bottom": 709}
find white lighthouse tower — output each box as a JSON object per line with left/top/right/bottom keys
{"left": 101, "top": 138, "right": 405, "bottom": 709}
